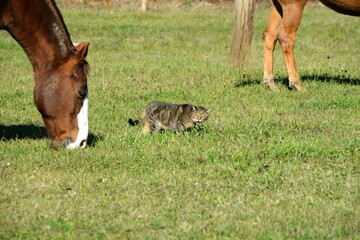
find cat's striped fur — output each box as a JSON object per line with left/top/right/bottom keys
{"left": 128, "top": 101, "right": 210, "bottom": 134}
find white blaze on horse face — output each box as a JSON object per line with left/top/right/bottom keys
{"left": 67, "top": 96, "right": 89, "bottom": 149}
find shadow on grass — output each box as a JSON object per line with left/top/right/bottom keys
{"left": 0, "top": 124, "right": 101, "bottom": 147}
{"left": 234, "top": 73, "right": 360, "bottom": 88}
{"left": 280, "top": 74, "right": 360, "bottom": 86}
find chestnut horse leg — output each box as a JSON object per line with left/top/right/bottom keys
{"left": 277, "top": 0, "right": 307, "bottom": 90}
{"left": 263, "top": 2, "right": 282, "bottom": 90}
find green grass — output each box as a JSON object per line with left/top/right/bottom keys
{"left": 0, "top": 2, "right": 359, "bottom": 239}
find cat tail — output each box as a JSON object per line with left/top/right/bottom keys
{"left": 128, "top": 110, "right": 146, "bottom": 126}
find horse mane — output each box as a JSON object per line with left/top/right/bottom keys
{"left": 44, "top": 0, "right": 76, "bottom": 53}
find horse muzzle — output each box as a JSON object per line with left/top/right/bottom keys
{"left": 62, "top": 137, "right": 87, "bottom": 149}
{"left": 63, "top": 96, "right": 89, "bottom": 149}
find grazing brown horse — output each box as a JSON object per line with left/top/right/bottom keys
{"left": 0, "top": 0, "right": 90, "bottom": 149}
{"left": 231, "top": 0, "right": 360, "bottom": 90}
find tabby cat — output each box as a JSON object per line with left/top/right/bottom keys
{"left": 128, "top": 101, "right": 210, "bottom": 134}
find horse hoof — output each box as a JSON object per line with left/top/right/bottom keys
{"left": 289, "top": 82, "right": 304, "bottom": 91}
{"left": 291, "top": 85, "right": 305, "bottom": 91}
{"left": 264, "top": 81, "right": 278, "bottom": 91}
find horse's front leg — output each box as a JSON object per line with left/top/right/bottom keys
{"left": 263, "top": 3, "right": 282, "bottom": 90}
{"left": 278, "top": 0, "right": 307, "bottom": 90}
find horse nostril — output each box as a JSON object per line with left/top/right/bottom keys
{"left": 62, "top": 137, "right": 72, "bottom": 148}
{"left": 80, "top": 140, "right": 87, "bottom": 148}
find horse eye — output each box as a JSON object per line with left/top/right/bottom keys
{"left": 78, "top": 90, "right": 87, "bottom": 99}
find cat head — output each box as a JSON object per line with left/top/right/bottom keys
{"left": 191, "top": 106, "right": 210, "bottom": 124}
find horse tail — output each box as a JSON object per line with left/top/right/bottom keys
{"left": 128, "top": 110, "right": 146, "bottom": 126}
{"left": 231, "top": 0, "right": 256, "bottom": 67}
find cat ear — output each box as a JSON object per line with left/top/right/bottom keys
{"left": 206, "top": 108, "right": 211, "bottom": 113}
{"left": 192, "top": 106, "right": 197, "bottom": 111}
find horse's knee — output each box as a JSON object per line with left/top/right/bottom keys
{"left": 278, "top": 32, "right": 295, "bottom": 53}
{"left": 263, "top": 31, "right": 277, "bottom": 51}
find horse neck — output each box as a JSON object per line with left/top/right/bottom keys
{"left": 4, "top": 0, "right": 76, "bottom": 76}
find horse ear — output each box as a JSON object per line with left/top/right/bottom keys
{"left": 75, "top": 42, "right": 90, "bottom": 62}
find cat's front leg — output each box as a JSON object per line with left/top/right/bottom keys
{"left": 175, "top": 124, "right": 184, "bottom": 135}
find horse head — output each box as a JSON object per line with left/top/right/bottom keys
{"left": 34, "top": 42, "right": 90, "bottom": 149}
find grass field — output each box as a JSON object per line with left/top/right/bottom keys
{"left": 0, "top": 2, "right": 359, "bottom": 239}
